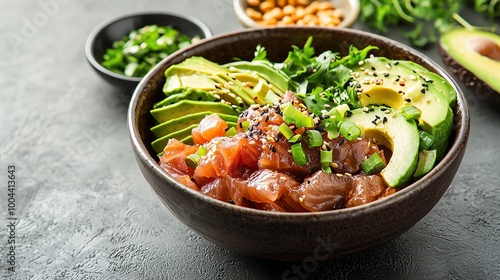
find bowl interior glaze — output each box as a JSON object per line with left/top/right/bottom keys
{"left": 128, "top": 27, "right": 470, "bottom": 261}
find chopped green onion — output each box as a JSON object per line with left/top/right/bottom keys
{"left": 279, "top": 123, "right": 294, "bottom": 140}
{"left": 185, "top": 154, "right": 200, "bottom": 168}
{"left": 322, "top": 165, "right": 332, "bottom": 173}
{"left": 419, "top": 131, "right": 435, "bottom": 150}
{"left": 321, "top": 118, "right": 340, "bottom": 139}
{"left": 288, "top": 134, "right": 302, "bottom": 143}
{"left": 304, "top": 130, "right": 323, "bottom": 147}
{"left": 184, "top": 146, "right": 207, "bottom": 168}
{"left": 282, "top": 102, "right": 314, "bottom": 128}
{"left": 361, "top": 152, "right": 386, "bottom": 175}
{"left": 320, "top": 150, "right": 333, "bottom": 163}
{"left": 295, "top": 115, "right": 314, "bottom": 128}
{"left": 241, "top": 120, "right": 250, "bottom": 132}
{"left": 401, "top": 105, "right": 421, "bottom": 120}
{"left": 225, "top": 127, "right": 238, "bottom": 137}
{"left": 291, "top": 143, "right": 308, "bottom": 166}
{"left": 339, "top": 120, "right": 361, "bottom": 141}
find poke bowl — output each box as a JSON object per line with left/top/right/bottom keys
{"left": 128, "top": 27, "right": 469, "bottom": 261}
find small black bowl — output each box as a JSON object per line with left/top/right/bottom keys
{"left": 85, "top": 11, "right": 212, "bottom": 90}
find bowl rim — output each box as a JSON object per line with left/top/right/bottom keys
{"left": 128, "top": 26, "right": 470, "bottom": 219}
{"left": 85, "top": 11, "right": 213, "bottom": 83}
{"left": 233, "top": 0, "right": 361, "bottom": 28}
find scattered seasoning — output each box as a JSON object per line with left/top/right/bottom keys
{"left": 329, "top": 162, "right": 339, "bottom": 168}
{"left": 270, "top": 145, "right": 276, "bottom": 153}
{"left": 383, "top": 116, "right": 388, "bottom": 124}
{"left": 405, "top": 98, "right": 412, "bottom": 102}
{"left": 421, "top": 88, "right": 426, "bottom": 94}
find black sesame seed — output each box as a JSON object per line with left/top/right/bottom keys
{"left": 383, "top": 117, "right": 388, "bottom": 124}
{"left": 276, "top": 133, "right": 283, "bottom": 141}
{"left": 366, "top": 94, "right": 371, "bottom": 98}
{"left": 405, "top": 98, "right": 412, "bottom": 102}
{"left": 228, "top": 199, "right": 235, "bottom": 204}
{"left": 421, "top": 88, "right": 426, "bottom": 94}
{"left": 371, "top": 66, "right": 376, "bottom": 71}
{"left": 394, "top": 61, "right": 399, "bottom": 65}
{"left": 345, "top": 111, "right": 352, "bottom": 117}
{"left": 384, "top": 73, "right": 390, "bottom": 77}
{"left": 338, "top": 138, "right": 345, "bottom": 145}
{"left": 270, "top": 145, "right": 276, "bottom": 153}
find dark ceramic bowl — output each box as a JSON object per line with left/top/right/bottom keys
{"left": 85, "top": 12, "right": 212, "bottom": 90}
{"left": 128, "top": 27, "right": 470, "bottom": 261}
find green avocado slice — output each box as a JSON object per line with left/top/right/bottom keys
{"left": 394, "top": 60, "right": 457, "bottom": 107}
{"left": 154, "top": 89, "right": 218, "bottom": 109}
{"left": 150, "top": 100, "right": 240, "bottom": 124}
{"left": 151, "top": 112, "right": 238, "bottom": 138}
{"left": 413, "top": 149, "right": 437, "bottom": 179}
{"left": 152, "top": 121, "right": 237, "bottom": 154}
{"left": 224, "top": 60, "right": 295, "bottom": 93}
{"left": 346, "top": 107, "right": 420, "bottom": 188}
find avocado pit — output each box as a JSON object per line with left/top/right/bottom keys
{"left": 468, "top": 37, "right": 500, "bottom": 61}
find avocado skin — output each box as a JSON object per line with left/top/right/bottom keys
{"left": 439, "top": 43, "right": 500, "bottom": 108}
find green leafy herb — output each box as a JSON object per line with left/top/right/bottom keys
{"left": 359, "top": 0, "right": 463, "bottom": 47}
{"left": 272, "top": 37, "right": 375, "bottom": 113}
{"left": 102, "top": 25, "right": 199, "bottom": 77}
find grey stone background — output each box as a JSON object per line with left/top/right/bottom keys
{"left": 0, "top": 0, "right": 499, "bottom": 279}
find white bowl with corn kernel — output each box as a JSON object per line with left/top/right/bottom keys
{"left": 234, "top": 0, "right": 360, "bottom": 28}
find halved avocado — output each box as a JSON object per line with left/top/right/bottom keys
{"left": 439, "top": 28, "right": 500, "bottom": 105}
{"left": 351, "top": 57, "right": 453, "bottom": 159}
{"left": 346, "top": 107, "right": 420, "bottom": 187}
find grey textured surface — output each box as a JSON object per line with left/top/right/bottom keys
{"left": 0, "top": 0, "right": 499, "bottom": 279}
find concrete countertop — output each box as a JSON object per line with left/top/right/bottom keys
{"left": 1, "top": 0, "right": 499, "bottom": 279}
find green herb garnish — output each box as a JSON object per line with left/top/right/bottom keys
{"left": 102, "top": 25, "right": 199, "bottom": 77}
